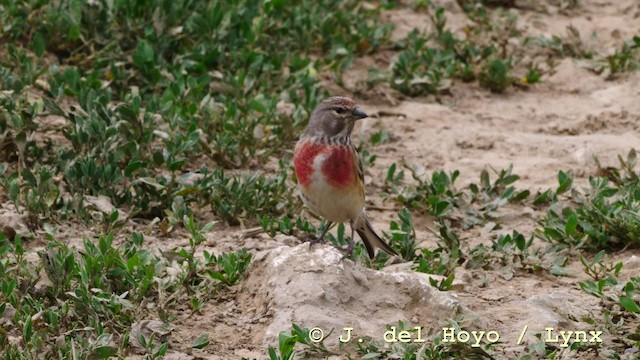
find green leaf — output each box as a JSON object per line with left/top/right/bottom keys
{"left": 564, "top": 211, "right": 578, "bottom": 236}
{"left": 291, "top": 324, "right": 309, "bottom": 344}
{"left": 68, "top": 24, "right": 81, "bottom": 40}
{"left": 208, "top": 271, "right": 226, "bottom": 283}
{"left": 23, "top": 317, "right": 33, "bottom": 342}
{"left": 514, "top": 235, "right": 526, "bottom": 251}
{"left": 124, "top": 160, "right": 145, "bottom": 177}
{"left": 268, "top": 346, "right": 279, "bottom": 360}
{"left": 592, "top": 250, "right": 606, "bottom": 265}
{"left": 626, "top": 148, "right": 637, "bottom": 168}
{"left": 250, "top": 99, "right": 267, "bottom": 113}
{"left": 443, "top": 273, "right": 455, "bottom": 288}
{"left": 155, "top": 342, "right": 169, "bottom": 356}
{"left": 168, "top": 158, "right": 186, "bottom": 172}
{"left": 433, "top": 200, "right": 450, "bottom": 217}
{"left": 9, "top": 178, "right": 20, "bottom": 203}
{"left": 550, "top": 266, "right": 567, "bottom": 276}
{"left": 386, "top": 163, "right": 396, "bottom": 182}
{"left": 620, "top": 296, "right": 640, "bottom": 313}
{"left": 556, "top": 170, "right": 573, "bottom": 194}
{"left": 278, "top": 331, "right": 296, "bottom": 359}
{"left": 192, "top": 333, "right": 210, "bottom": 349}
{"left": 533, "top": 189, "right": 550, "bottom": 205}
{"left": 513, "top": 189, "right": 530, "bottom": 202}
{"left": 543, "top": 227, "right": 564, "bottom": 241}
{"left": 133, "top": 39, "right": 155, "bottom": 67}
{"left": 90, "top": 346, "right": 118, "bottom": 358}
{"left": 31, "top": 32, "right": 46, "bottom": 57}
{"left": 480, "top": 169, "right": 490, "bottom": 190}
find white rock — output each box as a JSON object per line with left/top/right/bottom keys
{"left": 244, "top": 243, "right": 460, "bottom": 350}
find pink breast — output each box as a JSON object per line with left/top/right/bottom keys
{"left": 321, "top": 147, "right": 354, "bottom": 188}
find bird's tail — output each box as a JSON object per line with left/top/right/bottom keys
{"left": 355, "top": 213, "right": 398, "bottom": 259}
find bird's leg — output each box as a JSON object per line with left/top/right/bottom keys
{"left": 309, "top": 221, "right": 332, "bottom": 247}
{"left": 341, "top": 221, "right": 356, "bottom": 260}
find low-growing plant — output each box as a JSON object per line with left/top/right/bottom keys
{"left": 383, "top": 207, "right": 417, "bottom": 260}
{"left": 537, "top": 151, "right": 640, "bottom": 250}
{"left": 389, "top": 163, "right": 527, "bottom": 229}
{"left": 0, "top": 225, "right": 252, "bottom": 357}
{"left": 197, "top": 163, "right": 296, "bottom": 226}
{"left": 387, "top": 3, "right": 546, "bottom": 95}
{"left": 601, "top": 36, "right": 640, "bottom": 77}
{"left": 466, "top": 230, "right": 567, "bottom": 280}
{"left": 0, "top": 164, "right": 60, "bottom": 229}
{"left": 479, "top": 57, "right": 513, "bottom": 92}
{"left": 267, "top": 324, "right": 334, "bottom": 360}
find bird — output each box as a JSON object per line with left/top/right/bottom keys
{"left": 292, "top": 96, "right": 398, "bottom": 259}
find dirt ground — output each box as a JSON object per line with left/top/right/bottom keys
{"left": 3, "top": 0, "right": 640, "bottom": 359}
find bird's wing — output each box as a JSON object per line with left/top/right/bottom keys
{"left": 350, "top": 143, "right": 365, "bottom": 199}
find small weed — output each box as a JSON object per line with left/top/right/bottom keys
{"left": 0, "top": 223, "right": 251, "bottom": 357}
{"left": 536, "top": 151, "right": 640, "bottom": 250}
{"left": 388, "top": 3, "right": 551, "bottom": 95}
{"left": 532, "top": 25, "right": 593, "bottom": 59}
{"left": 267, "top": 324, "right": 334, "bottom": 360}
{"left": 0, "top": 164, "right": 60, "bottom": 229}
{"left": 384, "top": 207, "right": 417, "bottom": 260}
{"left": 479, "top": 58, "right": 513, "bottom": 93}
{"left": 579, "top": 250, "right": 623, "bottom": 282}
{"left": 600, "top": 36, "right": 640, "bottom": 77}
{"left": 390, "top": 163, "right": 527, "bottom": 228}
{"left": 197, "top": 163, "right": 296, "bottom": 226}
{"left": 467, "top": 230, "right": 566, "bottom": 279}
{"left": 577, "top": 252, "right": 640, "bottom": 346}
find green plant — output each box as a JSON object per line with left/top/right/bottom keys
{"left": 0, "top": 164, "right": 60, "bottom": 229}
{"left": 197, "top": 164, "right": 295, "bottom": 226}
{"left": 580, "top": 250, "right": 623, "bottom": 282}
{"left": 467, "top": 230, "right": 567, "bottom": 279}
{"left": 383, "top": 207, "right": 417, "bottom": 260}
{"left": 601, "top": 36, "right": 640, "bottom": 76}
{"left": 391, "top": 29, "right": 456, "bottom": 96}
{"left": 267, "top": 324, "right": 333, "bottom": 360}
{"left": 389, "top": 163, "right": 527, "bottom": 228}
{"left": 479, "top": 58, "right": 513, "bottom": 92}
{"left": 387, "top": 3, "right": 545, "bottom": 95}
{"left": 537, "top": 151, "right": 640, "bottom": 250}
{"left": 206, "top": 249, "right": 253, "bottom": 287}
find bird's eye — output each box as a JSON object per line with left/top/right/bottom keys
{"left": 335, "top": 107, "right": 346, "bottom": 114}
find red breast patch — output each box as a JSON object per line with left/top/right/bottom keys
{"left": 294, "top": 141, "right": 326, "bottom": 188}
{"left": 321, "top": 146, "right": 354, "bottom": 187}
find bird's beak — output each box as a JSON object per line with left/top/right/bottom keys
{"left": 352, "top": 107, "right": 368, "bottom": 120}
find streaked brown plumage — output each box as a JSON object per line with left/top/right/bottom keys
{"left": 293, "top": 96, "right": 397, "bottom": 259}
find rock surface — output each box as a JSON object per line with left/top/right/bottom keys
{"left": 244, "top": 243, "right": 460, "bottom": 349}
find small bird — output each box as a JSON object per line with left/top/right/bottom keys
{"left": 293, "top": 96, "right": 398, "bottom": 259}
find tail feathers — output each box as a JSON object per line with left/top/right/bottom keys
{"left": 356, "top": 217, "right": 398, "bottom": 259}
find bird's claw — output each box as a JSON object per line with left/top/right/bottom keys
{"left": 339, "top": 241, "right": 355, "bottom": 261}
{"left": 308, "top": 236, "right": 326, "bottom": 249}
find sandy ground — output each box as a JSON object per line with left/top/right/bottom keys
{"left": 2, "top": 0, "right": 639, "bottom": 359}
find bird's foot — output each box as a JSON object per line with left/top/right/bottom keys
{"left": 308, "top": 235, "right": 326, "bottom": 249}
{"left": 339, "top": 240, "right": 355, "bottom": 261}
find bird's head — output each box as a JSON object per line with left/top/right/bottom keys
{"left": 304, "top": 96, "right": 368, "bottom": 139}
